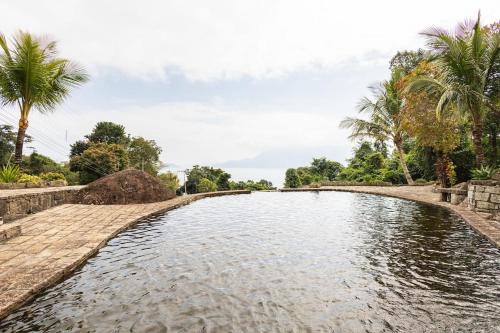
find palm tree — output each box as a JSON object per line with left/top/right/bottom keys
{"left": 340, "top": 70, "right": 414, "bottom": 184}
{"left": 407, "top": 14, "right": 499, "bottom": 167}
{"left": 0, "top": 31, "right": 88, "bottom": 165}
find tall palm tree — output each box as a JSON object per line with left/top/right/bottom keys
{"left": 407, "top": 14, "right": 500, "bottom": 167}
{"left": 340, "top": 70, "right": 414, "bottom": 184}
{"left": 0, "top": 31, "right": 88, "bottom": 165}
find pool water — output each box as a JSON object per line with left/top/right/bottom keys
{"left": 1, "top": 192, "right": 499, "bottom": 332}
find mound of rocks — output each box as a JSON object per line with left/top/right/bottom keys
{"left": 76, "top": 169, "right": 176, "bottom": 205}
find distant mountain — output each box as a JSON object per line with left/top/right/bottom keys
{"left": 216, "top": 146, "right": 350, "bottom": 169}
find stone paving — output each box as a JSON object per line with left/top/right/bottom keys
{"left": 0, "top": 190, "right": 250, "bottom": 320}
{"left": 281, "top": 185, "right": 500, "bottom": 247}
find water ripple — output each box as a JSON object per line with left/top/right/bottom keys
{"left": 1, "top": 192, "right": 499, "bottom": 332}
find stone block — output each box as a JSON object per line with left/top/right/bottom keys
{"left": 475, "top": 201, "right": 496, "bottom": 210}
{"left": 474, "top": 192, "right": 490, "bottom": 201}
{"left": 475, "top": 185, "right": 486, "bottom": 192}
{"left": 450, "top": 193, "right": 466, "bottom": 205}
{"left": 484, "top": 186, "right": 500, "bottom": 194}
{"left": 490, "top": 194, "right": 500, "bottom": 204}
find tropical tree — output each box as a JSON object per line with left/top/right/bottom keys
{"left": 406, "top": 14, "right": 500, "bottom": 166}
{"left": 86, "top": 121, "right": 129, "bottom": 145}
{"left": 128, "top": 136, "right": 162, "bottom": 175}
{"left": 340, "top": 70, "right": 414, "bottom": 184}
{"left": 0, "top": 31, "right": 88, "bottom": 165}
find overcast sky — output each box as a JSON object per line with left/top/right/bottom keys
{"left": 0, "top": 0, "right": 498, "bottom": 171}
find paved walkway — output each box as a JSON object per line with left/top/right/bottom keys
{"left": 281, "top": 185, "right": 500, "bottom": 247}
{"left": 0, "top": 190, "right": 250, "bottom": 320}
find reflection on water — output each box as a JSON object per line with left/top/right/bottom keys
{"left": 1, "top": 192, "right": 499, "bottom": 332}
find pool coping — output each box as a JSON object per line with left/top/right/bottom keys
{"left": 0, "top": 190, "right": 250, "bottom": 322}
{"left": 280, "top": 186, "right": 500, "bottom": 248}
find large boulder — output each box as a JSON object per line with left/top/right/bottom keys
{"left": 76, "top": 169, "right": 176, "bottom": 205}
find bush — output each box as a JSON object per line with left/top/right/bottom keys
{"left": 17, "top": 174, "right": 42, "bottom": 185}
{"left": 381, "top": 169, "right": 405, "bottom": 184}
{"left": 40, "top": 172, "right": 66, "bottom": 181}
{"left": 471, "top": 166, "right": 496, "bottom": 180}
{"left": 197, "top": 178, "right": 217, "bottom": 193}
{"left": 316, "top": 180, "right": 392, "bottom": 186}
{"left": 69, "top": 143, "right": 129, "bottom": 184}
{"left": 285, "top": 168, "right": 301, "bottom": 188}
{"left": 158, "top": 172, "right": 180, "bottom": 192}
{"left": 23, "top": 152, "right": 62, "bottom": 175}
{"left": 0, "top": 164, "right": 21, "bottom": 183}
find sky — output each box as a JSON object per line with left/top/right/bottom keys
{"left": 0, "top": 1, "right": 499, "bottom": 183}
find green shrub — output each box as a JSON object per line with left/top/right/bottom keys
{"left": 40, "top": 172, "right": 66, "bottom": 181}
{"left": 285, "top": 168, "right": 302, "bottom": 188}
{"left": 471, "top": 166, "right": 496, "bottom": 180}
{"left": 158, "top": 172, "right": 180, "bottom": 192}
{"left": 17, "top": 174, "right": 42, "bottom": 184}
{"left": 381, "top": 169, "right": 405, "bottom": 184}
{"left": 0, "top": 164, "right": 21, "bottom": 183}
{"left": 197, "top": 178, "right": 217, "bottom": 193}
{"left": 318, "top": 180, "right": 392, "bottom": 186}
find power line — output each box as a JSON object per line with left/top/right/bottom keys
{"left": 0, "top": 113, "right": 111, "bottom": 177}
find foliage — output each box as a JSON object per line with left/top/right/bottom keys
{"left": 197, "top": 178, "right": 217, "bottom": 193}
{"left": 85, "top": 122, "right": 129, "bottom": 145}
{"left": 128, "top": 136, "right": 162, "bottom": 175}
{"left": 400, "top": 62, "right": 460, "bottom": 154}
{"left": 17, "top": 174, "right": 41, "bottom": 184}
{"left": 0, "top": 31, "right": 88, "bottom": 164}
{"left": 40, "top": 172, "right": 65, "bottom": 181}
{"left": 158, "top": 172, "right": 180, "bottom": 192}
{"left": 69, "top": 140, "right": 90, "bottom": 157}
{"left": 229, "top": 179, "right": 274, "bottom": 191}
{"left": 0, "top": 164, "right": 20, "bottom": 183}
{"left": 471, "top": 166, "right": 497, "bottom": 180}
{"left": 69, "top": 143, "right": 129, "bottom": 184}
{"left": 22, "top": 152, "right": 62, "bottom": 175}
{"left": 340, "top": 69, "right": 414, "bottom": 184}
{"left": 311, "top": 180, "right": 392, "bottom": 187}
{"left": 0, "top": 124, "right": 32, "bottom": 166}
{"left": 389, "top": 49, "right": 428, "bottom": 75}
{"left": 406, "top": 14, "right": 500, "bottom": 166}
{"left": 184, "top": 165, "right": 230, "bottom": 194}
{"left": 284, "top": 168, "right": 301, "bottom": 188}
{"left": 310, "top": 157, "right": 343, "bottom": 180}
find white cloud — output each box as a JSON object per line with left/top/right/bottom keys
{"left": 6, "top": 102, "right": 349, "bottom": 167}
{"left": 1, "top": 0, "right": 498, "bottom": 81}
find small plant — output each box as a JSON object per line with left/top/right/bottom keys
{"left": 471, "top": 166, "right": 496, "bottom": 180}
{"left": 17, "top": 174, "right": 42, "bottom": 185}
{"left": 0, "top": 164, "right": 21, "bottom": 183}
{"left": 158, "top": 172, "right": 180, "bottom": 192}
{"left": 40, "top": 172, "right": 66, "bottom": 181}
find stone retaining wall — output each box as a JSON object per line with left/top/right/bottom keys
{"left": 0, "top": 188, "right": 80, "bottom": 223}
{"left": 467, "top": 181, "right": 500, "bottom": 217}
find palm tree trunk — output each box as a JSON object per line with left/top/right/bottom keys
{"left": 489, "top": 124, "right": 497, "bottom": 166}
{"left": 395, "top": 141, "right": 414, "bottom": 185}
{"left": 14, "top": 118, "right": 28, "bottom": 166}
{"left": 472, "top": 120, "right": 485, "bottom": 167}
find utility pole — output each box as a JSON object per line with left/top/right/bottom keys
{"left": 184, "top": 169, "right": 188, "bottom": 195}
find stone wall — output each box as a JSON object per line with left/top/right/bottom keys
{"left": 0, "top": 188, "right": 79, "bottom": 223}
{"left": 467, "top": 181, "right": 500, "bottom": 216}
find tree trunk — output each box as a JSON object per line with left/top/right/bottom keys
{"left": 14, "top": 118, "right": 28, "bottom": 166}
{"left": 395, "top": 141, "right": 414, "bottom": 185}
{"left": 436, "top": 153, "right": 450, "bottom": 188}
{"left": 471, "top": 121, "right": 485, "bottom": 167}
{"left": 489, "top": 124, "right": 497, "bottom": 166}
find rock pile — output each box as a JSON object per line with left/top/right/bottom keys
{"left": 76, "top": 169, "right": 176, "bottom": 205}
